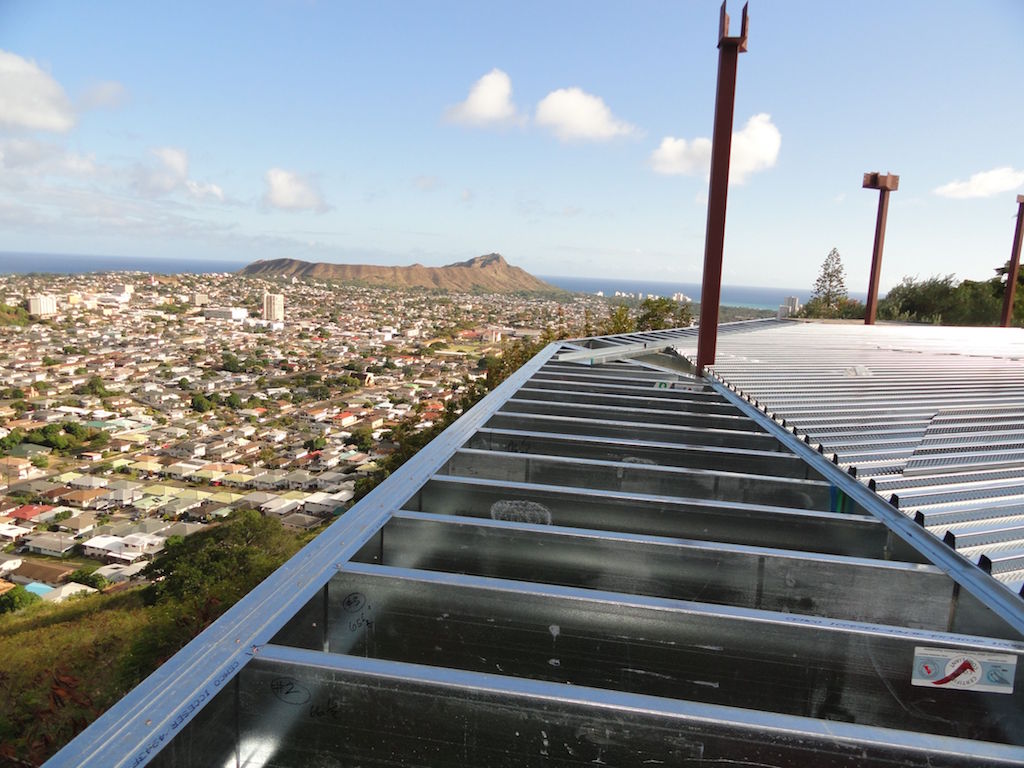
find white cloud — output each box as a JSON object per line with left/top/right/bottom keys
{"left": 134, "top": 146, "right": 224, "bottom": 201}
{"left": 153, "top": 147, "right": 189, "bottom": 180}
{"left": 0, "top": 138, "right": 95, "bottom": 175}
{"left": 650, "top": 113, "right": 781, "bottom": 184}
{"left": 134, "top": 146, "right": 188, "bottom": 197}
{"left": 934, "top": 166, "right": 1024, "bottom": 199}
{"left": 79, "top": 80, "right": 128, "bottom": 110}
{"left": 651, "top": 136, "right": 711, "bottom": 176}
{"left": 264, "top": 168, "right": 326, "bottom": 211}
{"left": 535, "top": 87, "right": 637, "bottom": 141}
{"left": 0, "top": 49, "right": 75, "bottom": 132}
{"left": 730, "top": 114, "right": 781, "bottom": 183}
{"left": 446, "top": 69, "right": 520, "bottom": 126}
{"left": 185, "top": 179, "right": 225, "bottom": 201}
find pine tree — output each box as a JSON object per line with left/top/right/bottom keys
{"left": 811, "top": 247, "right": 848, "bottom": 309}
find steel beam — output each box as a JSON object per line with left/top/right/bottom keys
{"left": 372, "top": 511, "right": 952, "bottom": 627}
{"left": 152, "top": 647, "right": 1024, "bottom": 768}
{"left": 466, "top": 428, "right": 816, "bottom": 478}
{"left": 696, "top": 2, "right": 749, "bottom": 373}
{"left": 1001, "top": 194, "right": 1024, "bottom": 327}
{"left": 411, "top": 475, "right": 901, "bottom": 559}
{"left": 486, "top": 410, "right": 781, "bottom": 451}
{"left": 440, "top": 447, "right": 831, "bottom": 509}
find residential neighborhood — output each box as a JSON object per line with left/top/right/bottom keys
{"left": 0, "top": 269, "right": 605, "bottom": 603}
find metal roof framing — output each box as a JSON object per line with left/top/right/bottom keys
{"left": 47, "top": 329, "right": 1024, "bottom": 768}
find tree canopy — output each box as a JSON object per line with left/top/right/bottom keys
{"left": 812, "top": 248, "right": 847, "bottom": 308}
{"left": 636, "top": 296, "right": 692, "bottom": 331}
{"left": 877, "top": 274, "right": 1006, "bottom": 325}
{"left": 143, "top": 509, "right": 304, "bottom": 605}
{"left": 0, "top": 585, "right": 40, "bottom": 614}
{"left": 801, "top": 248, "right": 865, "bottom": 319}
{"left": 602, "top": 305, "right": 634, "bottom": 335}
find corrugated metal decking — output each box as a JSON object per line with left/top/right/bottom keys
{"left": 673, "top": 321, "right": 1024, "bottom": 594}
{"left": 46, "top": 331, "right": 1024, "bottom": 768}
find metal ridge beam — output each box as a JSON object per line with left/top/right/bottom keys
{"left": 705, "top": 374, "right": 1024, "bottom": 636}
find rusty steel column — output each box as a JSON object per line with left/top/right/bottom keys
{"left": 999, "top": 194, "right": 1024, "bottom": 327}
{"left": 696, "top": 2, "right": 748, "bottom": 375}
{"left": 862, "top": 171, "right": 899, "bottom": 325}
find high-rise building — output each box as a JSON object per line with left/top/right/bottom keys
{"left": 263, "top": 292, "right": 285, "bottom": 322}
{"left": 777, "top": 295, "right": 802, "bottom": 319}
{"left": 26, "top": 295, "right": 57, "bottom": 317}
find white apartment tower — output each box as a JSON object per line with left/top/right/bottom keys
{"left": 26, "top": 294, "right": 58, "bottom": 317}
{"left": 262, "top": 292, "right": 285, "bottom": 322}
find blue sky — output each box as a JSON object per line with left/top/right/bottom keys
{"left": 1, "top": 0, "right": 1022, "bottom": 291}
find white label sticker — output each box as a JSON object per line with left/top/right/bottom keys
{"left": 912, "top": 647, "right": 1016, "bottom": 694}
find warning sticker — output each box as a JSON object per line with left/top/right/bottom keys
{"left": 912, "top": 647, "right": 1016, "bottom": 694}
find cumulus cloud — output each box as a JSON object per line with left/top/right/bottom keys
{"left": 134, "top": 146, "right": 224, "bottom": 201}
{"left": 446, "top": 69, "right": 521, "bottom": 126}
{"left": 730, "top": 114, "right": 782, "bottom": 182}
{"left": 651, "top": 113, "right": 781, "bottom": 184}
{"left": 934, "top": 166, "right": 1024, "bottom": 199}
{"left": 264, "top": 168, "right": 326, "bottom": 211}
{"left": 0, "top": 49, "right": 75, "bottom": 132}
{"left": 651, "top": 136, "right": 711, "bottom": 176}
{"left": 79, "top": 80, "right": 128, "bottom": 110}
{"left": 535, "top": 87, "right": 637, "bottom": 141}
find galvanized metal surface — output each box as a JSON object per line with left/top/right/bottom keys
{"left": 674, "top": 320, "right": 1024, "bottom": 595}
{"left": 46, "top": 330, "right": 1024, "bottom": 768}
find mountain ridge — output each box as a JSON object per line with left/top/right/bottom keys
{"left": 238, "top": 254, "right": 560, "bottom": 293}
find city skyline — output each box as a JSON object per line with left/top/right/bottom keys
{"left": 1, "top": 1, "right": 1021, "bottom": 291}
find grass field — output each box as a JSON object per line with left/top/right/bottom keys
{"left": 0, "top": 588, "right": 155, "bottom": 765}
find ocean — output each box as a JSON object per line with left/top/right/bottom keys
{"left": 540, "top": 275, "right": 869, "bottom": 310}
{"left": 0, "top": 251, "right": 248, "bottom": 275}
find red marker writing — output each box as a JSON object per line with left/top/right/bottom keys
{"left": 932, "top": 659, "right": 975, "bottom": 686}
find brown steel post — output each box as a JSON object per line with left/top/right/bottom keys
{"left": 696, "top": 2, "right": 748, "bottom": 375}
{"left": 999, "top": 194, "right": 1024, "bottom": 327}
{"left": 862, "top": 172, "right": 899, "bottom": 325}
